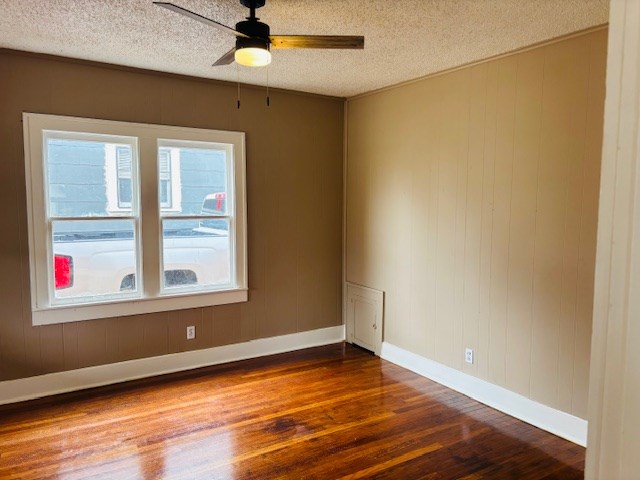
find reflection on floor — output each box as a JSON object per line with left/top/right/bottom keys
{"left": 0, "top": 343, "right": 585, "bottom": 479}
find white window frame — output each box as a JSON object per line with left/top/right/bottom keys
{"left": 23, "top": 113, "right": 248, "bottom": 325}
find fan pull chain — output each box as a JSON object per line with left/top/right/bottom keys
{"left": 236, "top": 64, "right": 241, "bottom": 109}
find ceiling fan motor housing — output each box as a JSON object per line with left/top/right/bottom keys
{"left": 239, "top": 0, "right": 266, "bottom": 8}
{"left": 235, "top": 20, "right": 271, "bottom": 51}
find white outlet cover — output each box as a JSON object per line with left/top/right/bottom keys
{"left": 187, "top": 326, "right": 196, "bottom": 340}
{"left": 465, "top": 348, "right": 474, "bottom": 364}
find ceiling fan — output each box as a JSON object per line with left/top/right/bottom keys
{"left": 154, "top": 0, "right": 365, "bottom": 67}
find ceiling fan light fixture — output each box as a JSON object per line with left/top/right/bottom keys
{"left": 234, "top": 19, "right": 271, "bottom": 67}
{"left": 235, "top": 46, "right": 271, "bottom": 67}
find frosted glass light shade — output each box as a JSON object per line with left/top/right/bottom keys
{"left": 235, "top": 47, "right": 271, "bottom": 67}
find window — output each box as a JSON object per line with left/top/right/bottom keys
{"left": 158, "top": 148, "right": 172, "bottom": 208}
{"left": 23, "top": 113, "right": 247, "bottom": 325}
{"left": 107, "top": 145, "right": 181, "bottom": 214}
{"left": 116, "top": 146, "right": 133, "bottom": 208}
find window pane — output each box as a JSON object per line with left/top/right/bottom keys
{"left": 52, "top": 219, "right": 138, "bottom": 299}
{"left": 47, "top": 138, "right": 134, "bottom": 217}
{"left": 158, "top": 145, "right": 227, "bottom": 217}
{"left": 162, "top": 219, "right": 230, "bottom": 290}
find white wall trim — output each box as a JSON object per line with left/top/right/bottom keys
{"left": 0, "top": 325, "right": 346, "bottom": 405}
{"left": 586, "top": 1, "right": 640, "bottom": 477}
{"left": 381, "top": 342, "right": 588, "bottom": 447}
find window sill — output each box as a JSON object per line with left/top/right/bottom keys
{"left": 32, "top": 289, "right": 248, "bottom": 326}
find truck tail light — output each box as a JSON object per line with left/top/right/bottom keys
{"left": 214, "top": 192, "right": 225, "bottom": 211}
{"left": 54, "top": 254, "right": 73, "bottom": 289}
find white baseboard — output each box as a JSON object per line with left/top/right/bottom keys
{"left": 380, "top": 341, "right": 588, "bottom": 447}
{"left": 0, "top": 325, "right": 346, "bottom": 405}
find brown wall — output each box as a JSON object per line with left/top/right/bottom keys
{"left": 346, "top": 29, "right": 607, "bottom": 419}
{"left": 0, "top": 50, "right": 344, "bottom": 381}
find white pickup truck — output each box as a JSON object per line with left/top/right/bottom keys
{"left": 53, "top": 193, "right": 230, "bottom": 298}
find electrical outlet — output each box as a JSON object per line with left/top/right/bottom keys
{"left": 465, "top": 348, "right": 474, "bottom": 364}
{"left": 186, "top": 325, "right": 196, "bottom": 340}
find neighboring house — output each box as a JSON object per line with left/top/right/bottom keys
{"left": 48, "top": 139, "right": 227, "bottom": 233}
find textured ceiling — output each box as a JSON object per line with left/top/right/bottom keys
{"left": 0, "top": 0, "right": 608, "bottom": 98}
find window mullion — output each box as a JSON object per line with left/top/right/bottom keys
{"left": 44, "top": 218, "right": 55, "bottom": 309}
{"left": 139, "top": 137, "right": 160, "bottom": 298}
{"left": 161, "top": 215, "right": 232, "bottom": 221}
{"left": 48, "top": 215, "right": 134, "bottom": 222}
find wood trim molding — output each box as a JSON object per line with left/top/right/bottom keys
{"left": 381, "top": 342, "right": 588, "bottom": 446}
{"left": 342, "top": 102, "right": 349, "bottom": 333}
{"left": 586, "top": 1, "right": 640, "bottom": 478}
{"left": 0, "top": 325, "right": 346, "bottom": 405}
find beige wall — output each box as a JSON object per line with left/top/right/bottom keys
{"left": 0, "top": 50, "right": 343, "bottom": 381}
{"left": 346, "top": 29, "right": 607, "bottom": 419}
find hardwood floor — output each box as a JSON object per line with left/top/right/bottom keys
{"left": 0, "top": 343, "right": 585, "bottom": 479}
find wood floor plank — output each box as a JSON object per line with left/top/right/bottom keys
{"left": 0, "top": 343, "right": 584, "bottom": 479}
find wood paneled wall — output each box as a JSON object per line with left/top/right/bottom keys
{"left": 346, "top": 29, "right": 607, "bottom": 419}
{"left": 0, "top": 51, "right": 343, "bottom": 381}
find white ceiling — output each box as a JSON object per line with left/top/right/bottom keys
{"left": 0, "top": 0, "right": 608, "bottom": 98}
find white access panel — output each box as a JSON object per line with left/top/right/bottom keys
{"left": 346, "top": 283, "right": 384, "bottom": 355}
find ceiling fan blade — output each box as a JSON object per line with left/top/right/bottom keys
{"left": 154, "top": 2, "right": 249, "bottom": 38}
{"left": 213, "top": 47, "right": 237, "bottom": 66}
{"left": 269, "top": 35, "right": 364, "bottom": 49}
